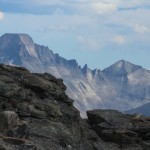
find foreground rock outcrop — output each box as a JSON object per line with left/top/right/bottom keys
{"left": 0, "top": 64, "right": 95, "bottom": 150}
{"left": 0, "top": 64, "right": 149, "bottom": 150}
{"left": 87, "top": 109, "right": 150, "bottom": 150}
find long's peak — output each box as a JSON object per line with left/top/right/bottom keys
{"left": 0, "top": 33, "right": 33, "bottom": 42}
{"left": 1, "top": 33, "right": 34, "bottom": 45}
{"left": 0, "top": 33, "right": 37, "bottom": 58}
{"left": 1, "top": 33, "right": 31, "bottom": 37}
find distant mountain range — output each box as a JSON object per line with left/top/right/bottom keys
{"left": 126, "top": 102, "right": 150, "bottom": 116}
{"left": 0, "top": 33, "right": 150, "bottom": 117}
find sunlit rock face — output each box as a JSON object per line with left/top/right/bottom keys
{"left": 0, "top": 33, "right": 150, "bottom": 117}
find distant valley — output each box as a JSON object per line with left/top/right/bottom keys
{"left": 0, "top": 33, "right": 150, "bottom": 117}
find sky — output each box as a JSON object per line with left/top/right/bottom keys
{"left": 0, "top": 0, "right": 150, "bottom": 70}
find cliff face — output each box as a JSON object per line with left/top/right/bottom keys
{"left": 0, "top": 64, "right": 94, "bottom": 150}
{"left": 0, "top": 64, "right": 150, "bottom": 150}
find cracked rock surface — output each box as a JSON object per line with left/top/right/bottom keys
{"left": 0, "top": 64, "right": 150, "bottom": 150}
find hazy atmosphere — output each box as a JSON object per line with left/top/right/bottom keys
{"left": 0, "top": 0, "right": 150, "bottom": 69}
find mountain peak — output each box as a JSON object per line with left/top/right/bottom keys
{"left": 103, "top": 60, "right": 142, "bottom": 75}
{"left": 0, "top": 33, "right": 37, "bottom": 58}
{"left": 2, "top": 33, "right": 31, "bottom": 37}
{"left": 1, "top": 33, "right": 34, "bottom": 46}
{"left": 1, "top": 33, "right": 33, "bottom": 41}
{"left": 113, "top": 60, "right": 132, "bottom": 71}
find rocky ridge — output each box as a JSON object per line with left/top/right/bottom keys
{"left": 0, "top": 64, "right": 150, "bottom": 150}
{"left": 0, "top": 64, "right": 94, "bottom": 150}
{"left": 0, "top": 33, "right": 150, "bottom": 117}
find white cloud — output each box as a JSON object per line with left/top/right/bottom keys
{"left": 0, "top": 11, "right": 4, "bottom": 21}
{"left": 72, "top": 2, "right": 118, "bottom": 16}
{"left": 53, "top": 8, "right": 65, "bottom": 15}
{"left": 113, "top": 35, "right": 126, "bottom": 45}
{"left": 77, "top": 36, "right": 101, "bottom": 51}
{"left": 90, "top": 2, "right": 117, "bottom": 14}
{"left": 131, "top": 24, "right": 149, "bottom": 34}
{"left": 2, "top": 13, "right": 93, "bottom": 33}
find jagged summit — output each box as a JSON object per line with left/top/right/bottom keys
{"left": 0, "top": 33, "right": 34, "bottom": 47}
{"left": 0, "top": 33, "right": 37, "bottom": 57}
{"left": 102, "top": 60, "right": 142, "bottom": 75}
{"left": 0, "top": 33, "right": 34, "bottom": 41}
